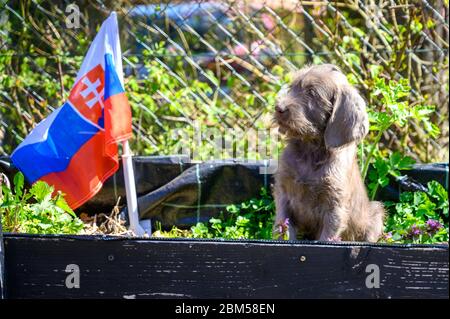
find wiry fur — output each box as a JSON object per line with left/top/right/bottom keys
{"left": 273, "top": 64, "right": 384, "bottom": 242}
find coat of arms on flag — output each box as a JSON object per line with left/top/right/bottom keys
{"left": 11, "top": 12, "right": 132, "bottom": 209}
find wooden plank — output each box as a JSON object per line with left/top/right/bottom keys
{"left": 3, "top": 234, "right": 449, "bottom": 299}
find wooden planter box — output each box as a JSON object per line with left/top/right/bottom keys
{"left": 2, "top": 234, "right": 448, "bottom": 299}
{"left": 1, "top": 160, "right": 448, "bottom": 298}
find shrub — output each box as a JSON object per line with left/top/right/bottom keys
{"left": 0, "top": 172, "right": 84, "bottom": 234}
{"left": 191, "top": 187, "right": 275, "bottom": 240}
{"left": 382, "top": 181, "right": 449, "bottom": 244}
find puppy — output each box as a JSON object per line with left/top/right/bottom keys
{"left": 273, "top": 64, "right": 384, "bottom": 242}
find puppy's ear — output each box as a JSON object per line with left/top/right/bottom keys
{"left": 324, "top": 85, "right": 368, "bottom": 148}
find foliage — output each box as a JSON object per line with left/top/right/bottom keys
{"left": 191, "top": 187, "right": 275, "bottom": 239}
{"left": 382, "top": 181, "right": 449, "bottom": 244}
{"left": 152, "top": 221, "right": 193, "bottom": 239}
{"left": 153, "top": 187, "right": 275, "bottom": 240}
{"left": 360, "top": 73, "right": 440, "bottom": 199}
{"left": 153, "top": 183, "right": 448, "bottom": 245}
{"left": 327, "top": 2, "right": 449, "bottom": 162}
{"left": 126, "top": 42, "right": 287, "bottom": 159}
{"left": 0, "top": 1, "right": 448, "bottom": 162}
{"left": 0, "top": 1, "right": 448, "bottom": 242}
{"left": 0, "top": 172, "right": 84, "bottom": 234}
{"left": 366, "top": 151, "right": 416, "bottom": 200}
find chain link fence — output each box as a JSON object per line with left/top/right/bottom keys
{"left": 0, "top": 0, "right": 448, "bottom": 162}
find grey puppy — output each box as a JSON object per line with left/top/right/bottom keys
{"left": 273, "top": 64, "right": 384, "bottom": 242}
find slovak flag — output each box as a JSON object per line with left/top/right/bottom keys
{"left": 11, "top": 12, "right": 132, "bottom": 209}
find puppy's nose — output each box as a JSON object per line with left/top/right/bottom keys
{"left": 275, "top": 104, "right": 286, "bottom": 113}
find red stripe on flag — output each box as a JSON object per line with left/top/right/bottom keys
{"left": 104, "top": 92, "right": 132, "bottom": 157}
{"left": 41, "top": 131, "right": 118, "bottom": 209}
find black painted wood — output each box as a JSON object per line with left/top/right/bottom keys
{"left": 3, "top": 234, "right": 449, "bottom": 299}
{"left": 0, "top": 217, "right": 4, "bottom": 299}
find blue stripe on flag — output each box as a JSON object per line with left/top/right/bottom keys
{"left": 11, "top": 103, "right": 100, "bottom": 182}
{"left": 104, "top": 53, "right": 124, "bottom": 100}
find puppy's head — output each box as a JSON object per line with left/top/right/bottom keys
{"left": 274, "top": 64, "right": 368, "bottom": 148}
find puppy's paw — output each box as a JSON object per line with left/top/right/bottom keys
{"left": 273, "top": 218, "right": 290, "bottom": 240}
{"left": 319, "top": 234, "right": 342, "bottom": 242}
{"left": 327, "top": 236, "right": 341, "bottom": 242}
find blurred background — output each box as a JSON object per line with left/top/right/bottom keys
{"left": 0, "top": 0, "right": 448, "bottom": 163}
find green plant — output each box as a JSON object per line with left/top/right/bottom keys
{"left": 360, "top": 74, "right": 440, "bottom": 199}
{"left": 382, "top": 181, "right": 449, "bottom": 244}
{"left": 126, "top": 41, "right": 287, "bottom": 160}
{"left": 1, "top": 3, "right": 447, "bottom": 240}
{"left": 1, "top": 2, "right": 448, "bottom": 163}
{"left": 152, "top": 220, "right": 193, "bottom": 238}
{"left": 190, "top": 187, "right": 275, "bottom": 240}
{"left": 150, "top": 181, "right": 448, "bottom": 245}
{"left": 328, "top": 3, "right": 449, "bottom": 162}
{"left": 0, "top": 172, "right": 84, "bottom": 234}
{"left": 366, "top": 151, "right": 415, "bottom": 200}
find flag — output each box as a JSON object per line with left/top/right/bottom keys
{"left": 11, "top": 12, "right": 132, "bottom": 209}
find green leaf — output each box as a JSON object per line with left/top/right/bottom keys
{"left": 389, "top": 151, "right": 402, "bottom": 167}
{"left": 55, "top": 193, "right": 76, "bottom": 217}
{"left": 392, "top": 233, "right": 402, "bottom": 241}
{"left": 209, "top": 218, "right": 222, "bottom": 225}
{"left": 37, "top": 223, "right": 52, "bottom": 230}
{"left": 246, "top": 94, "right": 255, "bottom": 106}
{"left": 396, "top": 155, "right": 415, "bottom": 170}
{"left": 379, "top": 176, "right": 390, "bottom": 187}
{"left": 428, "top": 181, "right": 448, "bottom": 202}
{"left": 369, "top": 64, "right": 383, "bottom": 78}
{"left": 13, "top": 172, "right": 24, "bottom": 198}
{"left": 30, "top": 181, "right": 54, "bottom": 202}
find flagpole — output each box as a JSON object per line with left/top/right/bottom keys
{"left": 122, "top": 140, "right": 146, "bottom": 236}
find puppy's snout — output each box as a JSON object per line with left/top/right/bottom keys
{"left": 275, "top": 104, "right": 287, "bottom": 113}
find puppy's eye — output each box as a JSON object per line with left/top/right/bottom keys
{"left": 330, "top": 94, "right": 336, "bottom": 105}
{"left": 302, "top": 87, "right": 314, "bottom": 97}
